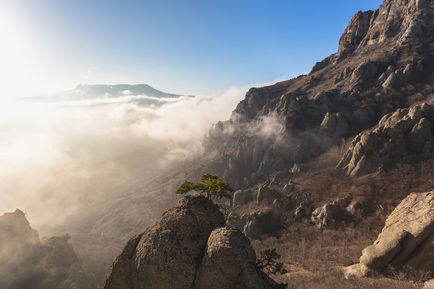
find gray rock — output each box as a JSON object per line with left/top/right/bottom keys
{"left": 194, "top": 228, "right": 277, "bottom": 289}
{"left": 233, "top": 189, "right": 257, "bottom": 207}
{"left": 103, "top": 196, "right": 225, "bottom": 289}
{"left": 311, "top": 203, "right": 353, "bottom": 228}
{"left": 294, "top": 201, "right": 314, "bottom": 222}
{"left": 320, "top": 112, "right": 349, "bottom": 137}
{"left": 243, "top": 211, "right": 283, "bottom": 240}
{"left": 351, "top": 61, "right": 378, "bottom": 85}
{"left": 338, "top": 104, "right": 434, "bottom": 177}
{"left": 338, "top": 10, "right": 374, "bottom": 57}
{"left": 345, "top": 191, "right": 434, "bottom": 278}
{"left": 346, "top": 197, "right": 373, "bottom": 217}
{"left": 103, "top": 196, "right": 280, "bottom": 289}
{"left": 257, "top": 185, "right": 281, "bottom": 205}
{"left": 424, "top": 279, "right": 434, "bottom": 289}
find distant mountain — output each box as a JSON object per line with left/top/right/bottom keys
{"left": 60, "top": 83, "right": 183, "bottom": 99}
{"left": 25, "top": 83, "right": 192, "bottom": 106}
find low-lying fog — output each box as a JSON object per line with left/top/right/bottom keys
{"left": 0, "top": 85, "right": 246, "bottom": 235}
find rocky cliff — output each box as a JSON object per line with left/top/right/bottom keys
{"left": 338, "top": 103, "right": 434, "bottom": 176}
{"left": 205, "top": 0, "right": 434, "bottom": 188}
{"left": 0, "top": 209, "right": 96, "bottom": 289}
{"left": 103, "top": 196, "right": 281, "bottom": 289}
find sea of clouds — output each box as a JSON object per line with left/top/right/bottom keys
{"left": 0, "top": 86, "right": 247, "bottom": 234}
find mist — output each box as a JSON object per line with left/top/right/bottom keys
{"left": 0, "top": 86, "right": 246, "bottom": 235}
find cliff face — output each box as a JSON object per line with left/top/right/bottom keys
{"left": 205, "top": 0, "right": 434, "bottom": 188}
{"left": 344, "top": 191, "right": 434, "bottom": 278}
{"left": 0, "top": 209, "right": 96, "bottom": 289}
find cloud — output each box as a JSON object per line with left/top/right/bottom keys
{"left": 0, "top": 86, "right": 247, "bottom": 234}
{"left": 249, "top": 113, "right": 286, "bottom": 139}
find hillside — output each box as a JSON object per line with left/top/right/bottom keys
{"left": 74, "top": 0, "right": 434, "bottom": 287}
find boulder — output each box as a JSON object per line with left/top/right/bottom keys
{"left": 103, "top": 195, "right": 225, "bottom": 289}
{"left": 194, "top": 228, "right": 277, "bottom": 289}
{"left": 344, "top": 191, "right": 434, "bottom": 278}
{"left": 425, "top": 279, "right": 434, "bottom": 289}
{"left": 311, "top": 195, "right": 354, "bottom": 228}
{"left": 351, "top": 61, "right": 379, "bottom": 86}
{"left": 346, "top": 197, "right": 373, "bottom": 217}
{"left": 311, "top": 203, "right": 353, "bottom": 228}
{"left": 243, "top": 211, "right": 283, "bottom": 240}
{"left": 103, "top": 196, "right": 281, "bottom": 289}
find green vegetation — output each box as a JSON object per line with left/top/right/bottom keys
{"left": 176, "top": 174, "right": 234, "bottom": 199}
{"left": 257, "top": 248, "right": 287, "bottom": 275}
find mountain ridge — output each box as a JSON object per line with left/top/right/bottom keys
{"left": 66, "top": 0, "right": 434, "bottom": 286}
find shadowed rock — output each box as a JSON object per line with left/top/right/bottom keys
{"left": 337, "top": 104, "right": 434, "bottom": 177}
{"left": 103, "top": 196, "right": 281, "bottom": 289}
{"left": 194, "top": 228, "right": 277, "bottom": 289}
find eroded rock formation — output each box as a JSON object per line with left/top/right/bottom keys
{"left": 0, "top": 209, "right": 95, "bottom": 289}
{"left": 344, "top": 191, "right": 434, "bottom": 278}
{"left": 337, "top": 104, "right": 434, "bottom": 176}
{"left": 204, "top": 0, "right": 434, "bottom": 188}
{"left": 103, "top": 196, "right": 280, "bottom": 289}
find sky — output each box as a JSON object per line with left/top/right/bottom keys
{"left": 0, "top": 0, "right": 383, "bottom": 98}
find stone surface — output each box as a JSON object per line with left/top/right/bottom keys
{"left": 338, "top": 104, "right": 434, "bottom": 177}
{"left": 257, "top": 184, "right": 282, "bottom": 205}
{"left": 311, "top": 204, "right": 353, "bottom": 228}
{"left": 194, "top": 228, "right": 277, "bottom": 289}
{"left": 345, "top": 191, "right": 434, "bottom": 277}
{"left": 320, "top": 112, "right": 349, "bottom": 137}
{"left": 243, "top": 210, "right": 283, "bottom": 240}
{"left": 425, "top": 279, "right": 434, "bottom": 289}
{"left": 104, "top": 195, "right": 224, "bottom": 289}
{"left": 0, "top": 210, "right": 95, "bottom": 289}
{"left": 311, "top": 195, "right": 354, "bottom": 228}
{"left": 233, "top": 189, "right": 257, "bottom": 207}
{"left": 103, "top": 196, "right": 280, "bottom": 289}
{"left": 338, "top": 10, "right": 374, "bottom": 56}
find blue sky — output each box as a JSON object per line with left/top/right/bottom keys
{"left": 1, "top": 0, "right": 382, "bottom": 97}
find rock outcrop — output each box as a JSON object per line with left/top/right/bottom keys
{"left": 204, "top": 0, "right": 434, "bottom": 189}
{"left": 242, "top": 210, "right": 283, "bottom": 240}
{"left": 0, "top": 209, "right": 96, "bottom": 289}
{"left": 337, "top": 104, "right": 434, "bottom": 177}
{"left": 311, "top": 195, "right": 354, "bottom": 228}
{"left": 344, "top": 191, "right": 434, "bottom": 278}
{"left": 194, "top": 228, "right": 278, "bottom": 289}
{"left": 103, "top": 196, "right": 280, "bottom": 289}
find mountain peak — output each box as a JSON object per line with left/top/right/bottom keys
{"left": 338, "top": 0, "right": 434, "bottom": 59}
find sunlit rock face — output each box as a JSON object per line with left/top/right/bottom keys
{"left": 344, "top": 191, "right": 434, "bottom": 278}
{"left": 338, "top": 103, "right": 434, "bottom": 177}
{"left": 204, "top": 0, "right": 434, "bottom": 188}
{"left": 0, "top": 209, "right": 96, "bottom": 289}
{"left": 103, "top": 196, "right": 280, "bottom": 289}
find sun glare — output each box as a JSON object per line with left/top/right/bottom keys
{"left": 0, "top": 7, "right": 37, "bottom": 99}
